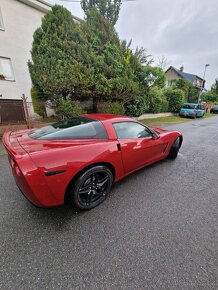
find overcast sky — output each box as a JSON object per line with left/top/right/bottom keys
{"left": 48, "top": 0, "right": 218, "bottom": 89}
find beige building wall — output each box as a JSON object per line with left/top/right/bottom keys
{"left": 0, "top": 0, "right": 50, "bottom": 103}
{"left": 165, "top": 69, "right": 180, "bottom": 86}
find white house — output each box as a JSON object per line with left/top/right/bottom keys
{"left": 165, "top": 66, "right": 205, "bottom": 89}
{"left": 0, "top": 0, "right": 80, "bottom": 123}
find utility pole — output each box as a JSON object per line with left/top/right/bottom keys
{"left": 198, "top": 64, "right": 210, "bottom": 104}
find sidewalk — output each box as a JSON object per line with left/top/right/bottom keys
{"left": 137, "top": 112, "right": 174, "bottom": 120}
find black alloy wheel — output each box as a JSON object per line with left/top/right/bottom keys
{"left": 70, "top": 166, "right": 113, "bottom": 210}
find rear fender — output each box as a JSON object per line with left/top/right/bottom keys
{"left": 30, "top": 141, "right": 125, "bottom": 204}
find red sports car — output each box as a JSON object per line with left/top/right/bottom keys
{"left": 3, "top": 114, "right": 183, "bottom": 210}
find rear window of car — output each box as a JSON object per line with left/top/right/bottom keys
{"left": 181, "top": 104, "right": 196, "bottom": 109}
{"left": 29, "top": 117, "right": 108, "bottom": 140}
{"left": 196, "top": 105, "right": 204, "bottom": 110}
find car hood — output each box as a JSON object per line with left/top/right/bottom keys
{"left": 149, "top": 126, "right": 168, "bottom": 134}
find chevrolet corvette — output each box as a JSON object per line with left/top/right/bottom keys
{"left": 3, "top": 114, "right": 183, "bottom": 210}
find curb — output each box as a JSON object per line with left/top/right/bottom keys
{"left": 137, "top": 113, "right": 175, "bottom": 121}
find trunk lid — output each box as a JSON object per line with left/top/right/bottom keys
{"left": 11, "top": 128, "right": 103, "bottom": 156}
{"left": 3, "top": 131, "right": 28, "bottom": 157}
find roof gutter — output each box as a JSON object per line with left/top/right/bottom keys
{"left": 17, "top": 0, "right": 51, "bottom": 13}
{"left": 17, "top": 0, "right": 82, "bottom": 22}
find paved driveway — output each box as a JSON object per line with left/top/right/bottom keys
{"left": 0, "top": 117, "right": 218, "bottom": 289}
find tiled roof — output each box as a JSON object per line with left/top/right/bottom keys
{"left": 167, "top": 66, "right": 203, "bottom": 82}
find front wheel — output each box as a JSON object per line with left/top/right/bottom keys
{"left": 70, "top": 165, "right": 113, "bottom": 210}
{"left": 168, "top": 137, "right": 181, "bottom": 159}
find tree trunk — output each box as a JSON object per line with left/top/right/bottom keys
{"left": 93, "top": 97, "right": 98, "bottom": 113}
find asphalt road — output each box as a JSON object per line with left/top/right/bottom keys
{"left": 0, "top": 116, "right": 218, "bottom": 290}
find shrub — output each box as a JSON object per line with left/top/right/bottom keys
{"left": 187, "top": 86, "right": 199, "bottom": 103}
{"left": 124, "top": 98, "right": 148, "bottom": 117}
{"left": 202, "top": 91, "right": 218, "bottom": 103}
{"left": 99, "top": 102, "right": 125, "bottom": 115}
{"left": 57, "top": 100, "right": 86, "bottom": 118}
{"left": 164, "top": 88, "right": 185, "bottom": 113}
{"left": 172, "top": 78, "right": 197, "bottom": 103}
{"left": 159, "top": 95, "right": 169, "bottom": 112}
{"left": 146, "top": 87, "right": 168, "bottom": 113}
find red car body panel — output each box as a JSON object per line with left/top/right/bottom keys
{"left": 3, "top": 114, "right": 182, "bottom": 208}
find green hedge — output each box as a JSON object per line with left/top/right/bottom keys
{"left": 124, "top": 98, "right": 147, "bottom": 117}
{"left": 164, "top": 88, "right": 185, "bottom": 113}
{"left": 99, "top": 102, "right": 125, "bottom": 115}
{"left": 57, "top": 100, "right": 86, "bottom": 118}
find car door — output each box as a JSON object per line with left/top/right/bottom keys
{"left": 196, "top": 104, "right": 204, "bottom": 116}
{"left": 113, "top": 121, "right": 168, "bottom": 174}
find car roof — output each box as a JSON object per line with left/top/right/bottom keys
{"left": 183, "top": 103, "right": 197, "bottom": 105}
{"left": 82, "top": 114, "right": 134, "bottom": 123}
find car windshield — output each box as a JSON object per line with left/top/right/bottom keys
{"left": 181, "top": 104, "right": 196, "bottom": 109}
{"left": 29, "top": 117, "right": 108, "bottom": 140}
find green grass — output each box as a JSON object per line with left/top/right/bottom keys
{"left": 203, "top": 113, "right": 216, "bottom": 118}
{"left": 141, "top": 113, "right": 216, "bottom": 128}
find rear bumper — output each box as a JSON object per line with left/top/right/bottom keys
{"left": 3, "top": 132, "right": 64, "bottom": 208}
{"left": 179, "top": 112, "right": 196, "bottom": 117}
{"left": 7, "top": 153, "right": 63, "bottom": 208}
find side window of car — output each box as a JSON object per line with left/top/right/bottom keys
{"left": 113, "top": 122, "right": 152, "bottom": 139}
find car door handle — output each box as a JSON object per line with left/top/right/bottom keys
{"left": 117, "top": 144, "right": 121, "bottom": 151}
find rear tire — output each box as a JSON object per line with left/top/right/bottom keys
{"left": 69, "top": 165, "right": 113, "bottom": 210}
{"left": 168, "top": 137, "right": 180, "bottom": 159}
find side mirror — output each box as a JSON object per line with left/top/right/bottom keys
{"left": 152, "top": 132, "right": 160, "bottom": 140}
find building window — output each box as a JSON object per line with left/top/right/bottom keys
{"left": 0, "top": 57, "right": 15, "bottom": 81}
{"left": 0, "top": 8, "right": 4, "bottom": 30}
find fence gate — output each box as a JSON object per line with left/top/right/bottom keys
{"left": 0, "top": 100, "right": 26, "bottom": 123}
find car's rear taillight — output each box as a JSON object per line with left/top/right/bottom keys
{"left": 15, "top": 164, "right": 21, "bottom": 176}
{"left": 9, "top": 155, "right": 21, "bottom": 176}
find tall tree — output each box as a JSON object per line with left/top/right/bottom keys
{"left": 81, "top": 0, "right": 122, "bottom": 25}
{"left": 202, "top": 91, "right": 218, "bottom": 103}
{"left": 28, "top": 5, "right": 94, "bottom": 100}
{"left": 211, "top": 78, "right": 218, "bottom": 96}
{"left": 202, "top": 78, "right": 218, "bottom": 104}
{"left": 172, "top": 78, "right": 199, "bottom": 103}
{"left": 81, "top": 8, "right": 139, "bottom": 109}
{"left": 157, "top": 56, "right": 168, "bottom": 70}
{"left": 29, "top": 5, "right": 140, "bottom": 112}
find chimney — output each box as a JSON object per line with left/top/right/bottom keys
{"left": 180, "top": 66, "right": 184, "bottom": 72}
